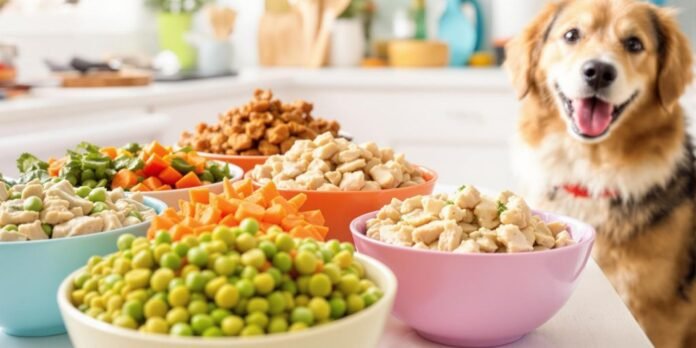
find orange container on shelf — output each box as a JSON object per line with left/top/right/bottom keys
{"left": 254, "top": 167, "right": 438, "bottom": 242}
{"left": 198, "top": 152, "right": 268, "bottom": 173}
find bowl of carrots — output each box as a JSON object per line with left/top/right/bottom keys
{"left": 16, "top": 141, "right": 243, "bottom": 207}
{"left": 147, "top": 178, "right": 329, "bottom": 242}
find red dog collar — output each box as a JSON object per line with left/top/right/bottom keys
{"left": 561, "top": 184, "right": 617, "bottom": 199}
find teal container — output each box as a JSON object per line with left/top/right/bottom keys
{"left": 0, "top": 197, "right": 166, "bottom": 337}
{"left": 438, "top": 0, "right": 484, "bottom": 66}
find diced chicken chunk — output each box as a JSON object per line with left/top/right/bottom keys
{"left": 496, "top": 224, "right": 533, "bottom": 253}
{"left": 53, "top": 216, "right": 104, "bottom": 238}
{"left": 412, "top": 220, "right": 445, "bottom": 244}
{"left": 18, "top": 220, "right": 47, "bottom": 240}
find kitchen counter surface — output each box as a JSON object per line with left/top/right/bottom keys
{"left": 0, "top": 258, "right": 651, "bottom": 348}
{"left": 0, "top": 68, "right": 511, "bottom": 122}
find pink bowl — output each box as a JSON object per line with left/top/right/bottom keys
{"left": 351, "top": 210, "right": 595, "bottom": 347}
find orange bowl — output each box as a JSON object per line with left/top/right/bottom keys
{"left": 254, "top": 167, "right": 437, "bottom": 242}
{"left": 198, "top": 152, "right": 268, "bottom": 173}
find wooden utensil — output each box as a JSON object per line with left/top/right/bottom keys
{"left": 296, "top": 0, "right": 321, "bottom": 62}
{"left": 209, "top": 6, "right": 237, "bottom": 40}
{"left": 307, "top": 0, "right": 350, "bottom": 67}
{"left": 258, "top": 0, "right": 305, "bottom": 66}
{"left": 59, "top": 71, "right": 152, "bottom": 88}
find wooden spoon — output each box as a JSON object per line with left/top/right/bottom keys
{"left": 296, "top": 0, "right": 321, "bottom": 63}
{"left": 307, "top": 0, "right": 350, "bottom": 67}
{"left": 209, "top": 6, "right": 237, "bottom": 40}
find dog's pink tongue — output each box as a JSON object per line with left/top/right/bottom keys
{"left": 574, "top": 98, "right": 613, "bottom": 137}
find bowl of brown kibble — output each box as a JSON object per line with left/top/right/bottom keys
{"left": 178, "top": 89, "right": 342, "bottom": 172}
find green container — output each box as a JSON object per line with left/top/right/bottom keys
{"left": 156, "top": 12, "right": 196, "bottom": 70}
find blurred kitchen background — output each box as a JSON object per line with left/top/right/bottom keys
{"left": 0, "top": 0, "right": 694, "bottom": 189}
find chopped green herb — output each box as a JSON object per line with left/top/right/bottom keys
{"left": 497, "top": 201, "right": 507, "bottom": 215}
{"left": 457, "top": 184, "right": 467, "bottom": 192}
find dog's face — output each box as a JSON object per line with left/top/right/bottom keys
{"left": 506, "top": 0, "right": 693, "bottom": 143}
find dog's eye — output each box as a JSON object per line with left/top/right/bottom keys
{"left": 624, "top": 37, "right": 644, "bottom": 53}
{"left": 563, "top": 29, "right": 581, "bottom": 44}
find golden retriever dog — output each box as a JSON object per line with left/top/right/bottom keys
{"left": 505, "top": 0, "right": 694, "bottom": 346}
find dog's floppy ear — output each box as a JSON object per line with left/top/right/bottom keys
{"left": 652, "top": 7, "right": 693, "bottom": 111}
{"left": 504, "top": 2, "right": 563, "bottom": 99}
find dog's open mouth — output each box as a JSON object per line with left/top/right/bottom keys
{"left": 556, "top": 84, "right": 638, "bottom": 139}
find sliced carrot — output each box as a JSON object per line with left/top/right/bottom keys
{"left": 301, "top": 210, "right": 325, "bottom": 226}
{"left": 175, "top": 171, "right": 203, "bottom": 189}
{"left": 187, "top": 153, "right": 207, "bottom": 174}
{"left": 155, "top": 184, "right": 173, "bottom": 191}
{"left": 143, "top": 154, "right": 169, "bottom": 177}
{"left": 48, "top": 157, "right": 66, "bottom": 177}
{"left": 142, "top": 176, "right": 162, "bottom": 190}
{"left": 100, "top": 146, "right": 118, "bottom": 160}
{"left": 245, "top": 192, "right": 267, "bottom": 208}
{"left": 145, "top": 140, "right": 169, "bottom": 158}
{"left": 219, "top": 214, "right": 239, "bottom": 227}
{"left": 312, "top": 225, "right": 329, "bottom": 239}
{"left": 235, "top": 201, "right": 265, "bottom": 221}
{"left": 162, "top": 208, "right": 182, "bottom": 223}
{"left": 288, "top": 194, "right": 307, "bottom": 210}
{"left": 181, "top": 216, "right": 201, "bottom": 229}
{"left": 223, "top": 178, "right": 238, "bottom": 198}
{"left": 171, "top": 224, "right": 194, "bottom": 241}
{"left": 271, "top": 196, "right": 297, "bottom": 214}
{"left": 130, "top": 183, "right": 150, "bottom": 192}
{"left": 150, "top": 215, "right": 175, "bottom": 232}
{"left": 194, "top": 224, "right": 217, "bottom": 234}
{"left": 263, "top": 204, "right": 287, "bottom": 225}
{"left": 233, "top": 179, "right": 254, "bottom": 198}
{"left": 256, "top": 182, "right": 279, "bottom": 203}
{"left": 216, "top": 197, "right": 241, "bottom": 216}
{"left": 158, "top": 166, "right": 183, "bottom": 186}
{"left": 188, "top": 187, "right": 210, "bottom": 204}
{"left": 281, "top": 214, "right": 307, "bottom": 231}
{"left": 199, "top": 206, "right": 221, "bottom": 225}
{"left": 112, "top": 169, "right": 138, "bottom": 190}
{"left": 179, "top": 200, "right": 194, "bottom": 218}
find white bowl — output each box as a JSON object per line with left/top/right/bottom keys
{"left": 142, "top": 162, "right": 243, "bottom": 207}
{"left": 57, "top": 253, "right": 397, "bottom": 348}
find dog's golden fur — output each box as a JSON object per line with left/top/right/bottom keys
{"left": 505, "top": 0, "right": 695, "bottom": 346}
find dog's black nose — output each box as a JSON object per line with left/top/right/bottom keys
{"left": 582, "top": 60, "right": 617, "bottom": 89}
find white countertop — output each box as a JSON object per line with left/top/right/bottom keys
{"left": 0, "top": 259, "right": 651, "bottom": 348}
{"left": 0, "top": 68, "right": 511, "bottom": 122}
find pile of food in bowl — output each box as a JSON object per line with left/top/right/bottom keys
{"left": 0, "top": 179, "right": 155, "bottom": 242}
{"left": 366, "top": 185, "right": 575, "bottom": 253}
{"left": 68, "top": 224, "right": 384, "bottom": 337}
{"left": 179, "top": 89, "right": 341, "bottom": 157}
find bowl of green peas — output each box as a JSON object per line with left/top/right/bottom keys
{"left": 57, "top": 222, "right": 397, "bottom": 348}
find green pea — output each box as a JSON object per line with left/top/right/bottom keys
{"left": 88, "top": 188, "right": 107, "bottom": 202}
{"left": 82, "top": 179, "right": 97, "bottom": 189}
{"left": 153, "top": 243, "right": 171, "bottom": 262}
{"left": 205, "top": 276, "right": 228, "bottom": 299}
{"left": 295, "top": 251, "right": 318, "bottom": 275}
{"left": 309, "top": 297, "right": 330, "bottom": 321}
{"left": 203, "top": 326, "right": 223, "bottom": 337}
{"left": 239, "top": 218, "right": 260, "bottom": 235}
{"left": 362, "top": 292, "right": 378, "bottom": 308}
{"left": 329, "top": 298, "right": 347, "bottom": 319}
{"left": 191, "top": 314, "right": 214, "bottom": 335}
{"left": 187, "top": 247, "right": 208, "bottom": 267}
{"left": 188, "top": 300, "right": 208, "bottom": 315}
{"left": 168, "top": 278, "right": 185, "bottom": 291}
{"left": 346, "top": 294, "right": 365, "bottom": 314}
{"left": 132, "top": 250, "right": 153, "bottom": 269}
{"left": 211, "top": 308, "right": 231, "bottom": 325}
{"left": 212, "top": 226, "right": 235, "bottom": 247}
{"left": 23, "top": 196, "right": 42, "bottom": 212}
{"left": 236, "top": 233, "right": 256, "bottom": 252}
{"left": 272, "top": 252, "right": 292, "bottom": 272}
{"left": 113, "top": 315, "right": 137, "bottom": 329}
{"left": 297, "top": 276, "right": 310, "bottom": 295}
{"left": 289, "top": 322, "right": 308, "bottom": 332}
{"left": 259, "top": 240, "right": 278, "bottom": 259}
{"left": 144, "top": 298, "right": 168, "bottom": 319}
{"left": 3, "top": 224, "right": 17, "bottom": 232}
{"left": 198, "top": 232, "right": 213, "bottom": 243}
{"left": 267, "top": 291, "right": 286, "bottom": 315}
{"left": 325, "top": 240, "right": 341, "bottom": 254}
{"left": 246, "top": 312, "right": 269, "bottom": 328}
{"left": 66, "top": 174, "right": 78, "bottom": 186}
{"left": 309, "top": 273, "right": 332, "bottom": 297}
{"left": 267, "top": 267, "right": 282, "bottom": 285}
{"left": 282, "top": 280, "right": 297, "bottom": 295}
{"left": 320, "top": 248, "right": 335, "bottom": 263}
{"left": 91, "top": 202, "right": 108, "bottom": 215}
{"left": 166, "top": 307, "right": 189, "bottom": 325}
{"left": 172, "top": 242, "right": 189, "bottom": 258}
{"left": 154, "top": 230, "right": 172, "bottom": 245}
{"left": 323, "top": 263, "right": 342, "bottom": 284}
{"left": 215, "top": 284, "right": 239, "bottom": 309}
{"left": 241, "top": 265, "right": 258, "bottom": 280}
{"left": 214, "top": 256, "right": 237, "bottom": 276}
{"left": 42, "top": 223, "right": 53, "bottom": 237}
{"left": 290, "top": 306, "right": 314, "bottom": 326}
{"left": 253, "top": 273, "right": 275, "bottom": 295}
{"left": 236, "top": 279, "right": 255, "bottom": 298}
{"left": 75, "top": 186, "right": 91, "bottom": 198}
{"left": 168, "top": 286, "right": 190, "bottom": 307}
{"left": 122, "top": 299, "right": 144, "bottom": 322}
{"left": 339, "top": 274, "right": 361, "bottom": 295}
{"left": 144, "top": 317, "right": 168, "bottom": 334}
{"left": 125, "top": 269, "right": 151, "bottom": 289}
{"left": 241, "top": 249, "right": 266, "bottom": 269}
{"left": 240, "top": 324, "right": 264, "bottom": 336}
{"left": 73, "top": 273, "right": 90, "bottom": 289}
{"left": 159, "top": 252, "right": 181, "bottom": 270}
{"left": 81, "top": 169, "right": 95, "bottom": 182}
{"left": 246, "top": 297, "right": 269, "bottom": 313}
{"left": 268, "top": 315, "right": 288, "bottom": 334}
{"left": 333, "top": 250, "right": 353, "bottom": 269}
{"left": 221, "top": 315, "right": 244, "bottom": 336}
{"left": 170, "top": 322, "right": 193, "bottom": 336}
{"left": 186, "top": 272, "right": 207, "bottom": 292}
